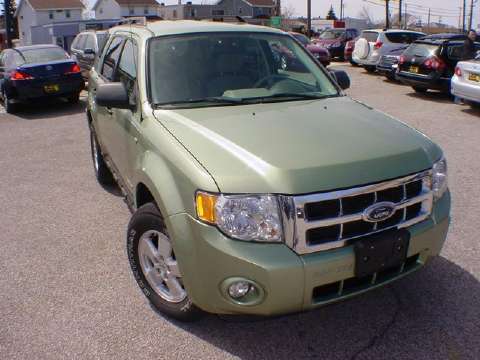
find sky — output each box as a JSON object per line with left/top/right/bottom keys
{"left": 80, "top": 0, "right": 477, "bottom": 29}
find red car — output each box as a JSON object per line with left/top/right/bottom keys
{"left": 289, "top": 32, "right": 331, "bottom": 67}
{"left": 344, "top": 39, "right": 358, "bottom": 65}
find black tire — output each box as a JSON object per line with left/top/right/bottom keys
{"left": 67, "top": 92, "right": 80, "bottom": 104}
{"left": 350, "top": 60, "right": 359, "bottom": 67}
{"left": 3, "top": 89, "right": 16, "bottom": 114}
{"left": 89, "top": 126, "right": 115, "bottom": 186}
{"left": 365, "top": 66, "right": 376, "bottom": 73}
{"left": 413, "top": 86, "right": 428, "bottom": 94}
{"left": 127, "top": 203, "right": 203, "bottom": 321}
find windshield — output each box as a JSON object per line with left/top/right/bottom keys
{"left": 19, "top": 47, "right": 69, "bottom": 64}
{"left": 148, "top": 32, "right": 339, "bottom": 108}
{"left": 319, "top": 30, "right": 345, "bottom": 40}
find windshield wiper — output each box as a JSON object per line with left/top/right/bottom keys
{"left": 154, "top": 97, "right": 243, "bottom": 108}
{"left": 246, "top": 93, "right": 335, "bottom": 103}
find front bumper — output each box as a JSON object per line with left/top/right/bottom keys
{"left": 167, "top": 191, "right": 450, "bottom": 316}
{"left": 451, "top": 76, "right": 480, "bottom": 103}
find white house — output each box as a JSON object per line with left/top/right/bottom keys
{"left": 16, "top": 0, "right": 85, "bottom": 46}
{"left": 92, "top": 0, "right": 161, "bottom": 20}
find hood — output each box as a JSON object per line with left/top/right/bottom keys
{"left": 154, "top": 97, "right": 441, "bottom": 194}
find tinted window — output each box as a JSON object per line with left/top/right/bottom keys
{"left": 19, "top": 47, "right": 68, "bottom": 64}
{"left": 74, "top": 35, "right": 86, "bottom": 50}
{"left": 361, "top": 31, "right": 379, "bottom": 43}
{"left": 404, "top": 43, "right": 439, "bottom": 57}
{"left": 447, "top": 44, "right": 468, "bottom": 60}
{"left": 117, "top": 40, "right": 138, "bottom": 106}
{"left": 291, "top": 33, "right": 310, "bottom": 46}
{"left": 385, "top": 32, "right": 424, "bottom": 44}
{"left": 84, "top": 34, "right": 95, "bottom": 50}
{"left": 101, "top": 36, "right": 124, "bottom": 81}
{"left": 319, "top": 30, "right": 345, "bottom": 40}
{"left": 97, "top": 33, "right": 108, "bottom": 53}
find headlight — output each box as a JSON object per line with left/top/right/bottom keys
{"left": 196, "top": 192, "right": 283, "bottom": 242}
{"left": 432, "top": 158, "right": 448, "bottom": 200}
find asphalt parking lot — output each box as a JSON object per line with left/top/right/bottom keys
{"left": 1, "top": 64, "right": 479, "bottom": 360}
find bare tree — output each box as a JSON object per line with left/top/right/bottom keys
{"left": 282, "top": 3, "right": 296, "bottom": 19}
{"left": 358, "top": 6, "right": 374, "bottom": 25}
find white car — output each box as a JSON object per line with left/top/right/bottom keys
{"left": 451, "top": 58, "right": 480, "bottom": 107}
{"left": 353, "top": 29, "right": 425, "bottom": 72}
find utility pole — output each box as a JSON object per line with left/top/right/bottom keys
{"left": 4, "top": 0, "right": 13, "bottom": 48}
{"left": 340, "top": 0, "right": 343, "bottom": 20}
{"left": 404, "top": 2, "right": 408, "bottom": 29}
{"left": 399, "top": 0, "right": 402, "bottom": 28}
{"left": 463, "top": 0, "right": 467, "bottom": 32}
{"left": 468, "top": 0, "right": 474, "bottom": 31}
{"left": 307, "top": 0, "right": 311, "bottom": 37}
{"left": 427, "top": 8, "right": 431, "bottom": 33}
{"left": 385, "top": 0, "right": 390, "bottom": 29}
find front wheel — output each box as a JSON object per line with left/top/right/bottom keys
{"left": 127, "top": 203, "right": 203, "bottom": 321}
{"left": 365, "top": 66, "right": 376, "bottom": 73}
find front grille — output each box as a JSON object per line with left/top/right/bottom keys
{"left": 312, "top": 254, "right": 421, "bottom": 303}
{"left": 291, "top": 171, "right": 433, "bottom": 254}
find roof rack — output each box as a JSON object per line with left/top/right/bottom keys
{"left": 119, "top": 17, "right": 147, "bottom": 26}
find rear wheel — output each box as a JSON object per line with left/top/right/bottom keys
{"left": 2, "top": 89, "right": 16, "bottom": 114}
{"left": 365, "top": 66, "right": 376, "bottom": 73}
{"left": 350, "top": 60, "right": 359, "bottom": 67}
{"left": 127, "top": 203, "right": 203, "bottom": 321}
{"left": 89, "top": 126, "right": 114, "bottom": 186}
{"left": 413, "top": 86, "right": 428, "bottom": 94}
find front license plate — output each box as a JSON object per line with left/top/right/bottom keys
{"left": 354, "top": 229, "right": 410, "bottom": 278}
{"left": 44, "top": 84, "right": 60, "bottom": 93}
{"left": 468, "top": 73, "right": 480, "bottom": 82}
{"left": 409, "top": 66, "right": 419, "bottom": 74}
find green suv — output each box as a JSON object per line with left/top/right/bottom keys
{"left": 87, "top": 21, "right": 450, "bottom": 321}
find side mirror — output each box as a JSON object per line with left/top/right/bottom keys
{"left": 329, "top": 69, "right": 351, "bottom": 90}
{"left": 96, "top": 82, "right": 131, "bottom": 109}
{"left": 84, "top": 48, "right": 95, "bottom": 55}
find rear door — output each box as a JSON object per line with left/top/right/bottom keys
{"left": 400, "top": 42, "right": 440, "bottom": 75}
{"left": 92, "top": 35, "right": 125, "bottom": 161}
{"left": 355, "top": 31, "right": 379, "bottom": 60}
{"left": 383, "top": 32, "right": 424, "bottom": 54}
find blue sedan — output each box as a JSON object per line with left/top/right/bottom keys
{"left": 0, "top": 44, "right": 85, "bottom": 113}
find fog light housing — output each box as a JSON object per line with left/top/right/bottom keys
{"left": 228, "top": 281, "right": 251, "bottom": 299}
{"left": 220, "top": 278, "right": 265, "bottom": 306}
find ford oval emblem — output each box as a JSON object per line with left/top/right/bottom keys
{"left": 363, "top": 202, "right": 396, "bottom": 223}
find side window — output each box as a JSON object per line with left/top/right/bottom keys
{"left": 5, "top": 51, "right": 24, "bottom": 67}
{"left": 76, "top": 35, "right": 86, "bottom": 50}
{"left": 116, "top": 39, "right": 138, "bottom": 106}
{"left": 84, "top": 34, "right": 95, "bottom": 51}
{"left": 447, "top": 44, "right": 465, "bottom": 60}
{"left": 101, "top": 36, "right": 124, "bottom": 81}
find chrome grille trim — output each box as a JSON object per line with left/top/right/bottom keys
{"left": 290, "top": 170, "right": 433, "bottom": 254}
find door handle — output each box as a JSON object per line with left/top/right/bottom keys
{"left": 134, "top": 137, "right": 138, "bottom": 144}
{"left": 106, "top": 107, "right": 113, "bottom": 115}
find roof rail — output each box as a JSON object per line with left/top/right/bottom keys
{"left": 119, "top": 17, "right": 147, "bottom": 26}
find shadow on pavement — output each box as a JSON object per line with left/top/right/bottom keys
{"left": 173, "top": 257, "right": 479, "bottom": 360}
{"left": 11, "top": 97, "right": 86, "bottom": 120}
{"left": 461, "top": 106, "right": 480, "bottom": 116}
{"left": 405, "top": 91, "right": 453, "bottom": 104}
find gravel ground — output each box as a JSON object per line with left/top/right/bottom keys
{"left": 1, "top": 65, "right": 479, "bottom": 360}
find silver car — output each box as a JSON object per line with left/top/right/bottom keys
{"left": 451, "top": 58, "right": 480, "bottom": 107}
{"left": 353, "top": 29, "right": 425, "bottom": 72}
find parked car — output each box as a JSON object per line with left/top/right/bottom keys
{"left": 289, "top": 32, "right": 331, "bottom": 66}
{"left": 353, "top": 30, "right": 425, "bottom": 72}
{"left": 376, "top": 46, "right": 409, "bottom": 80}
{"left": 71, "top": 30, "right": 108, "bottom": 79}
{"left": 87, "top": 21, "right": 450, "bottom": 321}
{"left": 451, "top": 57, "right": 480, "bottom": 107}
{"left": 345, "top": 38, "right": 357, "bottom": 65}
{"left": 313, "top": 28, "right": 359, "bottom": 60}
{"left": 0, "top": 45, "right": 84, "bottom": 113}
{"left": 397, "top": 34, "right": 480, "bottom": 93}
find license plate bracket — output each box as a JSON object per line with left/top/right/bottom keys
{"left": 468, "top": 73, "right": 480, "bottom": 82}
{"left": 354, "top": 229, "right": 410, "bottom": 278}
{"left": 409, "top": 66, "right": 419, "bottom": 74}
